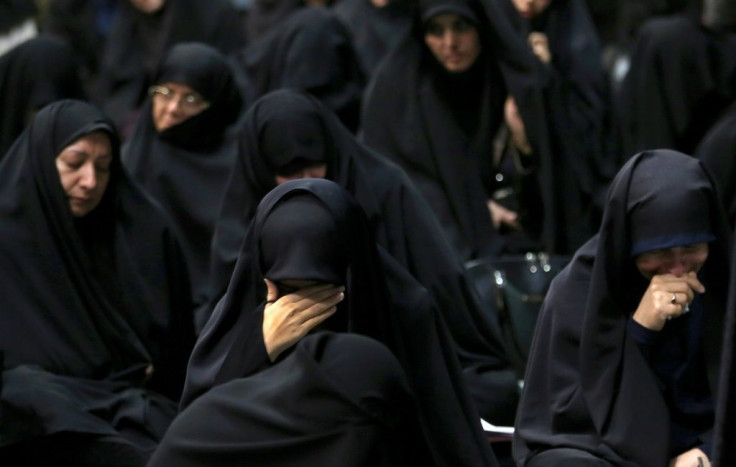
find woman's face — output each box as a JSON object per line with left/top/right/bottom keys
{"left": 55, "top": 131, "right": 113, "bottom": 217}
{"left": 511, "top": 0, "right": 552, "bottom": 20}
{"left": 424, "top": 13, "right": 481, "bottom": 73}
{"left": 274, "top": 164, "right": 328, "bottom": 185}
{"left": 129, "top": 0, "right": 166, "bottom": 14}
{"left": 635, "top": 243, "right": 709, "bottom": 280}
{"left": 150, "top": 82, "right": 210, "bottom": 132}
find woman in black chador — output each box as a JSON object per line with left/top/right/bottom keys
{"left": 514, "top": 150, "right": 731, "bottom": 466}
{"left": 172, "top": 178, "right": 498, "bottom": 466}
{"left": 361, "top": 0, "right": 567, "bottom": 258}
{"left": 0, "top": 100, "right": 195, "bottom": 466}
{"left": 207, "top": 89, "right": 520, "bottom": 425}
{"left": 122, "top": 42, "right": 244, "bottom": 326}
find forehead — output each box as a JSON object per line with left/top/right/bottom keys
{"left": 426, "top": 12, "right": 467, "bottom": 26}
{"left": 60, "top": 131, "right": 112, "bottom": 156}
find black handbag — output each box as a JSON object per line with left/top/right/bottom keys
{"left": 466, "top": 252, "right": 570, "bottom": 377}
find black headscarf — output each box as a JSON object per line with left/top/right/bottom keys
{"left": 245, "top": 0, "right": 305, "bottom": 45}
{"left": 0, "top": 100, "right": 195, "bottom": 452}
{"left": 514, "top": 150, "right": 731, "bottom": 465}
{"left": 95, "top": 0, "right": 246, "bottom": 136}
{"left": 618, "top": 13, "right": 736, "bottom": 159}
{"left": 186, "top": 178, "right": 499, "bottom": 466}
{"left": 332, "top": 0, "right": 413, "bottom": 76}
{"left": 231, "top": 7, "right": 366, "bottom": 132}
{"left": 361, "top": 0, "right": 557, "bottom": 259}
{"left": 122, "top": 43, "right": 245, "bottom": 319}
{"left": 695, "top": 100, "right": 736, "bottom": 228}
{"left": 0, "top": 35, "right": 84, "bottom": 158}
{"left": 208, "top": 90, "right": 519, "bottom": 423}
{"left": 148, "top": 332, "right": 431, "bottom": 467}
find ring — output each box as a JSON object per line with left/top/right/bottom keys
{"left": 670, "top": 293, "right": 677, "bottom": 304}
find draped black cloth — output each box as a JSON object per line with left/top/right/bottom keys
{"left": 186, "top": 178, "right": 498, "bottom": 466}
{"left": 208, "top": 89, "right": 519, "bottom": 424}
{"left": 713, "top": 227, "right": 736, "bottom": 466}
{"left": 514, "top": 150, "right": 731, "bottom": 466}
{"left": 0, "top": 100, "right": 195, "bottom": 458}
{"left": 0, "top": 35, "right": 84, "bottom": 158}
{"left": 148, "top": 332, "right": 432, "bottom": 467}
{"left": 497, "top": 0, "right": 613, "bottom": 245}
{"left": 244, "top": 0, "right": 305, "bottom": 45}
{"left": 695, "top": 100, "right": 736, "bottom": 228}
{"left": 0, "top": 0, "right": 36, "bottom": 36}
{"left": 95, "top": 0, "right": 245, "bottom": 137}
{"left": 332, "top": 0, "right": 412, "bottom": 77}
{"left": 618, "top": 13, "right": 736, "bottom": 159}
{"left": 361, "top": 0, "right": 559, "bottom": 259}
{"left": 122, "top": 43, "right": 244, "bottom": 321}
{"left": 231, "top": 7, "right": 366, "bottom": 132}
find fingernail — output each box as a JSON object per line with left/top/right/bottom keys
{"left": 339, "top": 292, "right": 345, "bottom": 300}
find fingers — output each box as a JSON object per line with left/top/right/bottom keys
{"left": 264, "top": 278, "right": 279, "bottom": 306}
{"left": 297, "top": 290, "right": 345, "bottom": 324}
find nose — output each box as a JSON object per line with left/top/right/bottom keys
{"left": 666, "top": 250, "right": 689, "bottom": 277}
{"left": 442, "top": 29, "right": 458, "bottom": 49}
{"left": 78, "top": 163, "right": 97, "bottom": 190}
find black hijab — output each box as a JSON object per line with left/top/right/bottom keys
{"left": 332, "top": 0, "right": 413, "bottom": 76}
{"left": 618, "top": 13, "right": 736, "bottom": 159}
{"left": 208, "top": 90, "right": 518, "bottom": 423}
{"left": 514, "top": 150, "right": 731, "bottom": 465}
{"left": 0, "top": 99, "right": 195, "bottom": 451}
{"left": 245, "top": 0, "right": 305, "bottom": 45}
{"left": 695, "top": 100, "right": 736, "bottom": 228}
{"left": 122, "top": 43, "right": 245, "bottom": 318}
{"left": 361, "top": 0, "right": 557, "bottom": 259}
{"left": 95, "top": 0, "right": 245, "bottom": 136}
{"left": 0, "top": 35, "right": 84, "bottom": 158}
{"left": 231, "top": 7, "right": 366, "bottom": 132}
{"left": 186, "top": 178, "right": 498, "bottom": 466}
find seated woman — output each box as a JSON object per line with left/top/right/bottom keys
{"left": 361, "top": 0, "right": 563, "bottom": 258}
{"left": 177, "top": 179, "right": 498, "bottom": 466}
{"left": 514, "top": 149, "right": 731, "bottom": 466}
{"left": 0, "top": 100, "right": 195, "bottom": 466}
{"left": 208, "top": 89, "right": 520, "bottom": 425}
{"left": 122, "top": 42, "right": 245, "bottom": 327}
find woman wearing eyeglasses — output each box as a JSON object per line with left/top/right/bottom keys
{"left": 122, "top": 42, "right": 245, "bottom": 329}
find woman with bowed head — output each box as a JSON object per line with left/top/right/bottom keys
{"left": 0, "top": 100, "right": 195, "bottom": 466}
{"left": 207, "top": 89, "right": 520, "bottom": 426}
{"left": 514, "top": 149, "right": 731, "bottom": 466}
{"left": 166, "top": 178, "right": 499, "bottom": 466}
{"left": 122, "top": 42, "right": 245, "bottom": 328}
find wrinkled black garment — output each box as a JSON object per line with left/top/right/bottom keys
{"left": 514, "top": 150, "right": 731, "bottom": 466}
{"left": 713, "top": 230, "right": 736, "bottom": 466}
{"left": 0, "top": 0, "right": 35, "bottom": 35}
{"left": 0, "top": 100, "right": 195, "bottom": 457}
{"left": 149, "top": 332, "right": 432, "bottom": 467}
{"left": 207, "top": 90, "right": 519, "bottom": 424}
{"left": 232, "top": 7, "right": 366, "bottom": 132}
{"left": 187, "top": 179, "right": 498, "bottom": 466}
{"left": 0, "top": 35, "right": 84, "bottom": 158}
{"left": 362, "top": 0, "right": 559, "bottom": 260}
{"left": 244, "top": 0, "right": 305, "bottom": 45}
{"left": 122, "top": 43, "right": 245, "bottom": 320}
{"left": 695, "top": 100, "right": 736, "bottom": 228}
{"left": 497, "top": 0, "right": 613, "bottom": 251}
{"left": 95, "top": 0, "right": 245, "bottom": 138}
{"left": 618, "top": 14, "right": 736, "bottom": 159}
{"left": 332, "top": 0, "right": 412, "bottom": 77}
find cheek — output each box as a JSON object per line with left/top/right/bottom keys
{"left": 56, "top": 164, "right": 75, "bottom": 193}
{"left": 424, "top": 37, "right": 443, "bottom": 59}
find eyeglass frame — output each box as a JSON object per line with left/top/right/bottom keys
{"left": 148, "top": 85, "right": 211, "bottom": 111}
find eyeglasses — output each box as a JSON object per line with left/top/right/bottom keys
{"left": 149, "top": 85, "right": 210, "bottom": 111}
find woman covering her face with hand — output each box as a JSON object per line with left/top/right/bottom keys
{"left": 179, "top": 178, "right": 499, "bottom": 466}
{"left": 0, "top": 100, "right": 195, "bottom": 466}
{"left": 514, "top": 150, "right": 731, "bottom": 467}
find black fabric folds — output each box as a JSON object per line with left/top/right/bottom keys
{"left": 514, "top": 150, "right": 731, "bottom": 466}
{"left": 0, "top": 100, "right": 195, "bottom": 455}
{"left": 361, "top": 0, "right": 558, "bottom": 259}
{"left": 95, "top": 0, "right": 245, "bottom": 136}
{"left": 618, "top": 13, "right": 736, "bottom": 158}
{"left": 231, "top": 7, "right": 366, "bottom": 132}
{"left": 122, "top": 43, "right": 245, "bottom": 317}
{"left": 0, "top": 35, "right": 84, "bottom": 158}
{"left": 185, "top": 178, "right": 498, "bottom": 466}
{"left": 208, "top": 89, "right": 519, "bottom": 424}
